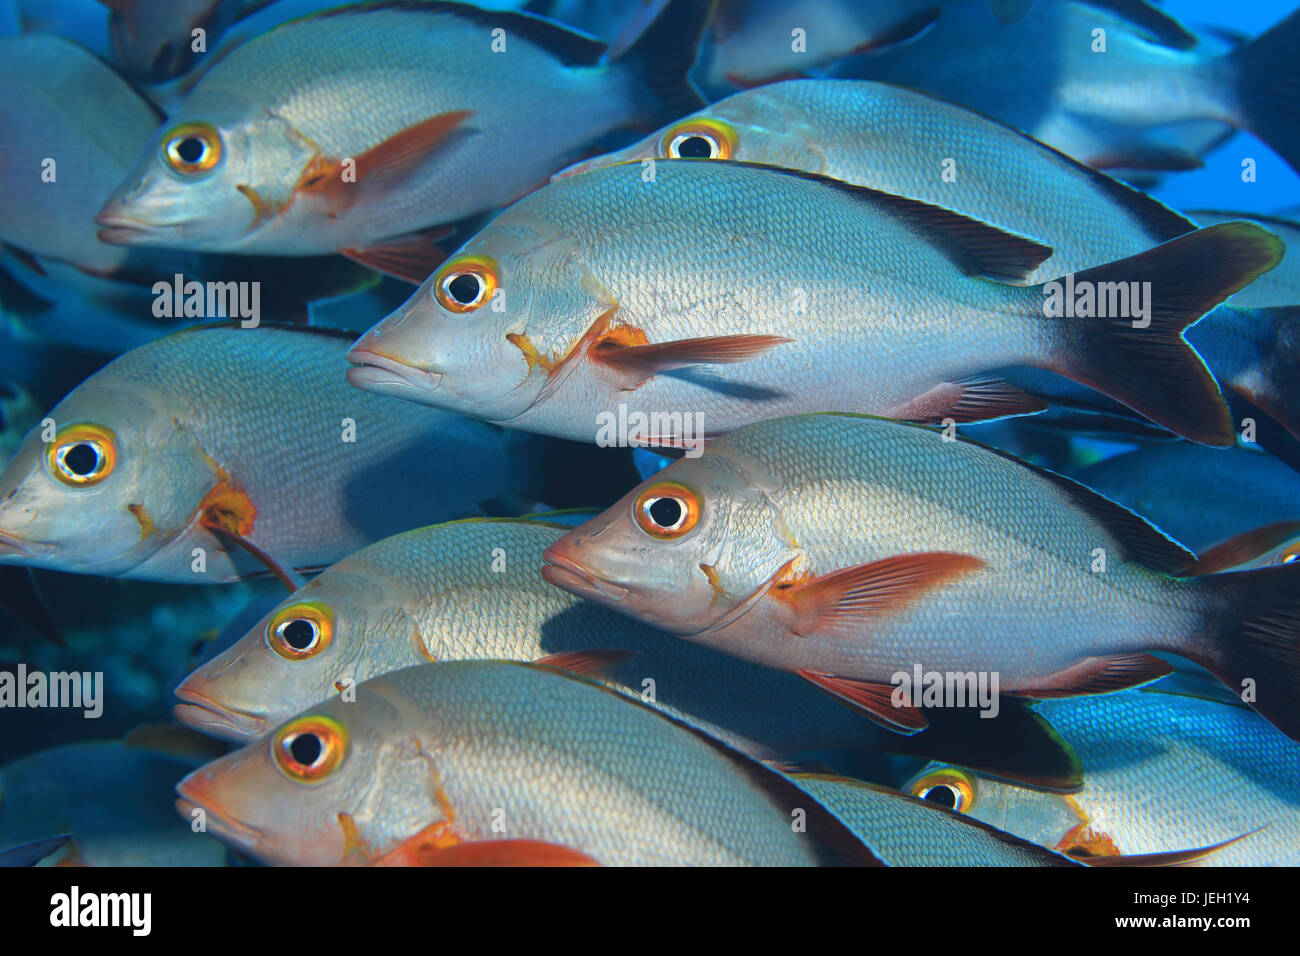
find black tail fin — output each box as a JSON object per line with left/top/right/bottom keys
{"left": 1189, "top": 562, "right": 1300, "bottom": 743}
{"left": 1042, "top": 221, "right": 1282, "bottom": 446}
{"left": 611, "top": 0, "right": 711, "bottom": 122}
{"left": 1220, "top": 305, "right": 1300, "bottom": 444}
{"left": 1230, "top": 10, "right": 1300, "bottom": 174}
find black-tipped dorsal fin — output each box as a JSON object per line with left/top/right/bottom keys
{"left": 719, "top": 161, "right": 1054, "bottom": 283}
{"left": 1078, "top": 0, "right": 1199, "bottom": 50}
{"left": 1008, "top": 457, "right": 1199, "bottom": 576}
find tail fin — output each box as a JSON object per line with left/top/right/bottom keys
{"left": 1041, "top": 221, "right": 1282, "bottom": 446}
{"left": 1230, "top": 10, "right": 1300, "bottom": 174}
{"left": 1189, "top": 562, "right": 1300, "bottom": 742}
{"left": 1220, "top": 305, "right": 1300, "bottom": 443}
{"left": 610, "top": 0, "right": 711, "bottom": 122}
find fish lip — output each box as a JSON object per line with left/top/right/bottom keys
{"left": 345, "top": 348, "right": 444, "bottom": 392}
{"left": 0, "top": 526, "right": 46, "bottom": 558}
{"left": 174, "top": 794, "right": 263, "bottom": 849}
{"left": 173, "top": 685, "right": 267, "bottom": 742}
{"left": 540, "top": 545, "right": 629, "bottom": 602}
{"left": 93, "top": 206, "right": 160, "bottom": 244}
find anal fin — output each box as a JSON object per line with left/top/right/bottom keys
{"left": 1009, "top": 653, "right": 1173, "bottom": 698}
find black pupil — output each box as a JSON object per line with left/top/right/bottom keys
{"left": 923, "top": 785, "right": 957, "bottom": 809}
{"left": 176, "top": 137, "right": 205, "bottom": 164}
{"left": 648, "top": 496, "right": 683, "bottom": 528}
{"left": 283, "top": 619, "right": 316, "bottom": 650}
{"left": 289, "top": 733, "right": 322, "bottom": 766}
{"left": 677, "top": 135, "right": 714, "bottom": 158}
{"left": 64, "top": 443, "right": 100, "bottom": 476}
{"left": 447, "top": 273, "right": 481, "bottom": 304}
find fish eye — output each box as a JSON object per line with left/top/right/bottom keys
{"left": 272, "top": 715, "right": 348, "bottom": 782}
{"left": 1276, "top": 545, "right": 1300, "bottom": 565}
{"left": 161, "top": 121, "right": 222, "bottom": 176}
{"left": 662, "top": 118, "right": 738, "bottom": 160}
{"left": 45, "top": 423, "right": 118, "bottom": 487}
{"left": 267, "top": 601, "right": 334, "bottom": 660}
{"left": 909, "top": 768, "right": 977, "bottom": 812}
{"left": 434, "top": 254, "right": 499, "bottom": 313}
{"left": 633, "top": 481, "right": 701, "bottom": 538}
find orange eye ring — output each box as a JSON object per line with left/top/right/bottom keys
{"left": 267, "top": 601, "right": 334, "bottom": 660}
{"left": 633, "top": 481, "right": 701, "bottom": 539}
{"left": 161, "top": 121, "right": 222, "bottom": 176}
{"left": 272, "top": 714, "right": 348, "bottom": 782}
{"left": 45, "top": 423, "right": 118, "bottom": 487}
{"left": 434, "top": 254, "right": 499, "bottom": 313}
{"left": 909, "top": 767, "right": 977, "bottom": 813}
{"left": 662, "top": 117, "right": 739, "bottom": 160}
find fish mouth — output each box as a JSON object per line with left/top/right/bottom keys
{"left": 345, "top": 348, "right": 444, "bottom": 393}
{"left": 174, "top": 685, "right": 267, "bottom": 742}
{"left": 540, "top": 544, "right": 629, "bottom": 602}
{"left": 0, "top": 526, "right": 48, "bottom": 559}
{"left": 174, "top": 795, "right": 263, "bottom": 850}
{"left": 94, "top": 204, "right": 162, "bottom": 245}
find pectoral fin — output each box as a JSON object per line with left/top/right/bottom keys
{"left": 298, "top": 110, "right": 473, "bottom": 212}
{"left": 1187, "top": 521, "right": 1300, "bottom": 575}
{"left": 798, "top": 670, "right": 930, "bottom": 734}
{"left": 198, "top": 482, "right": 304, "bottom": 591}
{"left": 590, "top": 333, "right": 792, "bottom": 390}
{"left": 776, "top": 552, "right": 987, "bottom": 637}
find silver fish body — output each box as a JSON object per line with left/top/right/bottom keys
{"left": 0, "top": 325, "right": 514, "bottom": 582}
{"left": 177, "top": 660, "right": 882, "bottom": 866}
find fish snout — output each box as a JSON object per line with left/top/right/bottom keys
{"left": 541, "top": 537, "right": 629, "bottom": 602}
{"left": 94, "top": 193, "right": 158, "bottom": 245}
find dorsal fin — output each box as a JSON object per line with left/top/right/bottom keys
{"left": 717, "top": 161, "right": 1053, "bottom": 283}
{"left": 1078, "top": 0, "right": 1199, "bottom": 50}
{"left": 309, "top": 2, "right": 608, "bottom": 66}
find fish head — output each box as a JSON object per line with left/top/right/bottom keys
{"left": 175, "top": 563, "right": 424, "bottom": 741}
{"left": 904, "top": 763, "right": 1079, "bottom": 852}
{"left": 176, "top": 689, "right": 446, "bottom": 866}
{"left": 542, "top": 442, "right": 800, "bottom": 635}
{"left": 0, "top": 379, "right": 217, "bottom": 575}
{"left": 554, "top": 85, "right": 830, "bottom": 180}
{"left": 347, "top": 214, "right": 614, "bottom": 423}
{"left": 96, "top": 101, "right": 309, "bottom": 250}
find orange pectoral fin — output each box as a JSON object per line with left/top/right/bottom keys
{"left": 798, "top": 670, "right": 930, "bottom": 734}
{"left": 777, "top": 552, "right": 987, "bottom": 638}
{"left": 197, "top": 481, "right": 304, "bottom": 591}
{"left": 589, "top": 333, "right": 793, "bottom": 390}
{"left": 372, "top": 837, "right": 600, "bottom": 868}
{"left": 299, "top": 110, "right": 473, "bottom": 213}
